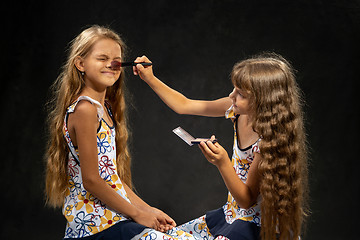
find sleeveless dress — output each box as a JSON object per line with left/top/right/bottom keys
{"left": 62, "top": 96, "right": 132, "bottom": 238}
{"left": 177, "top": 105, "right": 262, "bottom": 240}
{"left": 62, "top": 96, "right": 199, "bottom": 240}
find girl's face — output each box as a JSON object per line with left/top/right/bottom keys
{"left": 77, "top": 38, "right": 122, "bottom": 91}
{"left": 229, "top": 87, "right": 251, "bottom": 115}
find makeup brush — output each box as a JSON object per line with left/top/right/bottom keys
{"left": 110, "top": 61, "right": 152, "bottom": 70}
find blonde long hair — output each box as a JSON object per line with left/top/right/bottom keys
{"left": 231, "top": 53, "right": 309, "bottom": 240}
{"left": 45, "top": 25, "right": 132, "bottom": 208}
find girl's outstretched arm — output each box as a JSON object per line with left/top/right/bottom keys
{"left": 199, "top": 136, "right": 261, "bottom": 209}
{"left": 69, "top": 101, "right": 164, "bottom": 231}
{"left": 133, "top": 56, "right": 232, "bottom": 117}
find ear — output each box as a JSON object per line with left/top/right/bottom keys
{"left": 74, "top": 56, "right": 85, "bottom": 72}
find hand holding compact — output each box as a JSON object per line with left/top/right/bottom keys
{"left": 199, "top": 136, "right": 230, "bottom": 168}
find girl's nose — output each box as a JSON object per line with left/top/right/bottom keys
{"left": 229, "top": 88, "right": 235, "bottom": 98}
{"left": 106, "top": 61, "right": 112, "bottom": 68}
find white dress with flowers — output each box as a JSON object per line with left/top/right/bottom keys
{"left": 62, "top": 96, "right": 200, "bottom": 240}
{"left": 62, "top": 96, "right": 130, "bottom": 238}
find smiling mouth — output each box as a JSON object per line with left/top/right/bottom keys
{"left": 102, "top": 71, "right": 116, "bottom": 75}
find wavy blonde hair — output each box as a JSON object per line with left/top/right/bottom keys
{"left": 45, "top": 25, "right": 132, "bottom": 208}
{"left": 231, "top": 53, "right": 309, "bottom": 240}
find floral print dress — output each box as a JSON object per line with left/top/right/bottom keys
{"left": 62, "top": 96, "right": 131, "bottom": 238}
{"left": 62, "top": 96, "right": 198, "bottom": 240}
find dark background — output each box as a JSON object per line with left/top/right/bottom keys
{"left": 1, "top": 0, "right": 359, "bottom": 239}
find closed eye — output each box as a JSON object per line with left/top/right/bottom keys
{"left": 96, "top": 54, "right": 109, "bottom": 61}
{"left": 236, "top": 90, "right": 245, "bottom": 98}
{"left": 97, "top": 57, "right": 108, "bottom": 61}
{"left": 96, "top": 55, "right": 121, "bottom": 62}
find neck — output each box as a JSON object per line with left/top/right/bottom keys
{"left": 236, "top": 114, "right": 259, "bottom": 149}
{"left": 80, "top": 86, "right": 106, "bottom": 106}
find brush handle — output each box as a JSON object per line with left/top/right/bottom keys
{"left": 121, "top": 62, "right": 152, "bottom": 67}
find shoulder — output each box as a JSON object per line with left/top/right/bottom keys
{"left": 70, "top": 100, "right": 99, "bottom": 127}
{"left": 73, "top": 100, "right": 97, "bottom": 117}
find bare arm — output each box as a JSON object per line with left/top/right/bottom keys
{"left": 199, "top": 137, "right": 261, "bottom": 208}
{"left": 133, "top": 56, "right": 232, "bottom": 117}
{"left": 69, "top": 101, "right": 162, "bottom": 230}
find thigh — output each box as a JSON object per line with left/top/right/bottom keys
{"left": 177, "top": 215, "right": 214, "bottom": 240}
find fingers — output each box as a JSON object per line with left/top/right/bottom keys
{"left": 164, "top": 215, "right": 176, "bottom": 227}
{"left": 132, "top": 56, "right": 142, "bottom": 75}
{"left": 199, "top": 141, "right": 212, "bottom": 155}
{"left": 151, "top": 216, "right": 161, "bottom": 232}
{"left": 199, "top": 136, "right": 219, "bottom": 155}
{"left": 155, "top": 220, "right": 162, "bottom": 232}
{"left": 169, "top": 217, "right": 176, "bottom": 227}
{"left": 133, "top": 55, "right": 153, "bottom": 80}
{"left": 158, "top": 211, "right": 176, "bottom": 230}
{"left": 136, "top": 55, "right": 150, "bottom": 63}
{"left": 198, "top": 143, "right": 207, "bottom": 158}
{"left": 198, "top": 136, "right": 228, "bottom": 167}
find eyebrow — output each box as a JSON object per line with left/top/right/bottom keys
{"left": 236, "top": 88, "right": 247, "bottom": 95}
{"left": 95, "top": 54, "right": 121, "bottom": 59}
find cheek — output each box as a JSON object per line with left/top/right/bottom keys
{"left": 235, "top": 99, "right": 250, "bottom": 111}
{"left": 235, "top": 96, "right": 244, "bottom": 105}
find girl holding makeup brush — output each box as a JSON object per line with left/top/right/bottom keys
{"left": 45, "top": 25, "right": 200, "bottom": 240}
{"left": 134, "top": 54, "right": 309, "bottom": 240}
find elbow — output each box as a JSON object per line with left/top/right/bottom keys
{"left": 234, "top": 193, "right": 258, "bottom": 209}
{"left": 241, "top": 200, "right": 257, "bottom": 209}
{"left": 82, "top": 175, "right": 101, "bottom": 192}
{"left": 236, "top": 199, "right": 257, "bottom": 209}
{"left": 173, "top": 107, "right": 187, "bottom": 115}
{"left": 172, "top": 99, "right": 193, "bottom": 115}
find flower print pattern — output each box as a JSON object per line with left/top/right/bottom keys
{"left": 167, "top": 215, "right": 213, "bottom": 240}
{"left": 234, "top": 158, "right": 250, "bottom": 182}
{"left": 69, "top": 176, "right": 82, "bottom": 195}
{"left": 137, "top": 223, "right": 206, "bottom": 240}
{"left": 99, "top": 155, "right": 116, "bottom": 179}
{"left": 64, "top": 204, "right": 75, "bottom": 222}
{"left": 104, "top": 174, "right": 124, "bottom": 193}
{"left": 74, "top": 211, "right": 96, "bottom": 237}
{"left": 97, "top": 132, "right": 111, "bottom": 154}
{"left": 68, "top": 157, "right": 79, "bottom": 177}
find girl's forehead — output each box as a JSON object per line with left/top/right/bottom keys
{"left": 234, "top": 86, "right": 244, "bottom": 92}
{"left": 90, "top": 38, "right": 121, "bottom": 56}
{"left": 234, "top": 86, "right": 251, "bottom": 96}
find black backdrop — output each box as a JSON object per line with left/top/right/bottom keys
{"left": 2, "top": 0, "right": 359, "bottom": 239}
